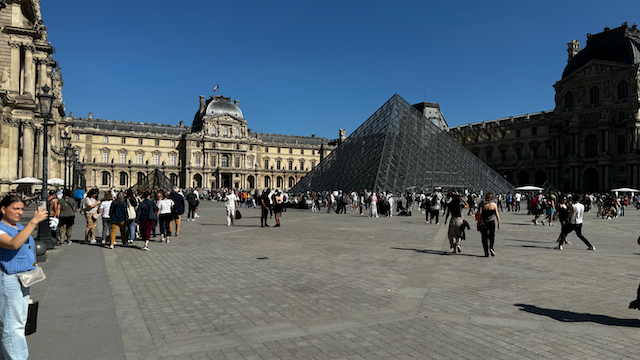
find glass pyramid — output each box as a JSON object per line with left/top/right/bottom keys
{"left": 131, "top": 169, "right": 176, "bottom": 193}
{"left": 291, "top": 94, "right": 515, "bottom": 194}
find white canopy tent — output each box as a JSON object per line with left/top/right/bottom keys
{"left": 12, "top": 177, "right": 42, "bottom": 184}
{"left": 515, "top": 185, "right": 544, "bottom": 191}
{"left": 47, "top": 178, "right": 66, "bottom": 186}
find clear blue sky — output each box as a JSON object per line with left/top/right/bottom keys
{"left": 41, "top": 0, "right": 640, "bottom": 140}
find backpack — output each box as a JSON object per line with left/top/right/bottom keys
{"left": 60, "top": 198, "right": 75, "bottom": 217}
{"left": 79, "top": 198, "right": 88, "bottom": 215}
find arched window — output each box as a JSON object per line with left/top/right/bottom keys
{"left": 288, "top": 177, "right": 295, "bottom": 188}
{"left": 589, "top": 86, "right": 600, "bottom": 104}
{"left": 170, "top": 173, "right": 178, "bottom": 185}
{"left": 277, "top": 176, "right": 283, "bottom": 188}
{"left": 585, "top": 133, "right": 598, "bottom": 157}
{"left": 137, "top": 172, "right": 145, "bottom": 184}
{"left": 618, "top": 80, "right": 628, "bottom": 99}
{"left": 264, "top": 176, "right": 270, "bottom": 188}
{"left": 119, "top": 172, "right": 128, "bottom": 186}
{"left": 565, "top": 91, "right": 574, "bottom": 108}
{"left": 210, "top": 126, "right": 217, "bottom": 136}
{"left": 221, "top": 155, "right": 229, "bottom": 167}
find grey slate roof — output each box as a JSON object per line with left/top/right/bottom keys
{"left": 252, "top": 132, "right": 328, "bottom": 145}
{"left": 72, "top": 117, "right": 188, "bottom": 136}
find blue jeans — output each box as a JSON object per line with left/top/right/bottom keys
{"left": 127, "top": 220, "right": 136, "bottom": 240}
{"left": 0, "top": 271, "right": 30, "bottom": 360}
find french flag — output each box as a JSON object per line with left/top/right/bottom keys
{"left": 213, "top": 84, "right": 219, "bottom": 93}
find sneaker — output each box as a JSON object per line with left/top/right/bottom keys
{"left": 101, "top": 240, "right": 106, "bottom": 245}
{"left": 109, "top": 245, "right": 114, "bottom": 249}
{"left": 90, "top": 239, "right": 97, "bottom": 244}
{"left": 142, "top": 246, "right": 150, "bottom": 251}
{"left": 588, "top": 246, "right": 596, "bottom": 251}
{"left": 531, "top": 219, "right": 537, "bottom": 225}
{"left": 490, "top": 249, "right": 496, "bottom": 256}
{"left": 457, "top": 245, "right": 462, "bottom": 253}
{"left": 129, "top": 239, "right": 133, "bottom": 243}
{"left": 555, "top": 245, "right": 563, "bottom": 250}
{"left": 166, "top": 239, "right": 169, "bottom": 243}
{"left": 194, "top": 214, "right": 200, "bottom": 218}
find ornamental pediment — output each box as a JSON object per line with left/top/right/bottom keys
{"left": 562, "top": 61, "right": 631, "bottom": 83}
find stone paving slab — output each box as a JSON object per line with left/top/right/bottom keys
{"left": 25, "top": 203, "right": 640, "bottom": 359}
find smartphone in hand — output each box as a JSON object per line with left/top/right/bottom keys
{"left": 38, "top": 201, "right": 47, "bottom": 211}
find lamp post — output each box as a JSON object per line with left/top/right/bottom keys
{"left": 61, "top": 131, "right": 71, "bottom": 192}
{"left": 271, "top": 166, "right": 275, "bottom": 189}
{"left": 36, "top": 85, "right": 55, "bottom": 249}
{"left": 254, "top": 164, "right": 258, "bottom": 190}
{"left": 161, "top": 161, "right": 166, "bottom": 176}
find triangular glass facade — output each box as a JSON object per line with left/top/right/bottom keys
{"left": 291, "top": 94, "right": 514, "bottom": 194}
{"left": 131, "top": 169, "right": 176, "bottom": 193}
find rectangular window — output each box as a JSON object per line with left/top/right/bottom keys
{"left": 277, "top": 147, "right": 281, "bottom": 153}
{"left": 235, "top": 129, "right": 240, "bottom": 138}
{"left": 154, "top": 154, "right": 160, "bottom": 165}
{"left": 103, "top": 136, "right": 109, "bottom": 143}
{"left": 235, "top": 157, "right": 240, "bottom": 168}
{"left": 248, "top": 158, "right": 253, "bottom": 168}
{"left": 221, "top": 156, "right": 229, "bottom": 167}
{"left": 264, "top": 159, "right": 269, "bottom": 169}
{"left": 137, "top": 154, "right": 143, "bottom": 164}
{"left": 223, "top": 127, "right": 228, "bottom": 137}
{"left": 74, "top": 134, "right": 79, "bottom": 141}
{"left": 301, "top": 149, "right": 304, "bottom": 155}
{"left": 265, "top": 146, "right": 269, "bottom": 152}
{"left": 195, "top": 155, "right": 200, "bottom": 166}
{"left": 312, "top": 149, "right": 315, "bottom": 155}
{"left": 139, "top": 138, "right": 143, "bottom": 145}
{"left": 155, "top": 139, "right": 160, "bottom": 146}
{"left": 102, "top": 152, "right": 109, "bottom": 163}
{"left": 170, "top": 140, "right": 175, "bottom": 147}
{"left": 211, "top": 156, "right": 216, "bottom": 166}
{"left": 121, "top": 137, "right": 126, "bottom": 144}
{"left": 170, "top": 155, "right": 176, "bottom": 166}
{"left": 289, "top": 161, "right": 293, "bottom": 170}
{"left": 120, "top": 153, "right": 126, "bottom": 164}
{"left": 516, "top": 129, "right": 521, "bottom": 138}
{"left": 276, "top": 160, "right": 281, "bottom": 170}
{"left": 289, "top": 148, "right": 293, "bottom": 154}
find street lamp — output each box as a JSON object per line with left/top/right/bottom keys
{"left": 36, "top": 84, "right": 55, "bottom": 249}
{"left": 161, "top": 160, "right": 166, "bottom": 176}
{"left": 254, "top": 164, "right": 258, "bottom": 190}
{"left": 61, "top": 131, "right": 71, "bottom": 192}
{"left": 271, "top": 166, "right": 275, "bottom": 189}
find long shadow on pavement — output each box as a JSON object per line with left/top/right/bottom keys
{"left": 391, "top": 247, "right": 484, "bottom": 257}
{"left": 515, "top": 303, "right": 640, "bottom": 327}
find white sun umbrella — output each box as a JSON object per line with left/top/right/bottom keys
{"left": 610, "top": 187, "right": 640, "bottom": 196}
{"left": 12, "top": 177, "right": 43, "bottom": 184}
{"left": 515, "top": 185, "right": 544, "bottom": 191}
{"left": 47, "top": 178, "right": 66, "bottom": 186}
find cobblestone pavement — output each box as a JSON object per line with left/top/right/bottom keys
{"left": 31, "top": 202, "right": 640, "bottom": 359}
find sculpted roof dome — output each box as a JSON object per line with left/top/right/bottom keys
{"left": 205, "top": 96, "right": 243, "bottom": 118}
{"left": 562, "top": 23, "right": 640, "bottom": 79}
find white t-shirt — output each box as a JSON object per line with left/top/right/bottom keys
{"left": 224, "top": 193, "right": 238, "bottom": 208}
{"left": 158, "top": 199, "right": 174, "bottom": 215}
{"left": 99, "top": 200, "right": 113, "bottom": 219}
{"left": 515, "top": 193, "right": 522, "bottom": 201}
{"left": 570, "top": 202, "right": 585, "bottom": 224}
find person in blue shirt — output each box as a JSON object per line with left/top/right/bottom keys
{"left": 73, "top": 188, "right": 85, "bottom": 208}
{"left": 0, "top": 195, "right": 48, "bottom": 359}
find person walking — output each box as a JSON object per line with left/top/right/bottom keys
{"left": 58, "top": 189, "right": 76, "bottom": 245}
{"left": 135, "top": 191, "right": 158, "bottom": 251}
{"left": 185, "top": 190, "right": 197, "bottom": 221}
{"left": 554, "top": 195, "right": 571, "bottom": 250}
{"left": 478, "top": 193, "right": 501, "bottom": 257}
{"left": 370, "top": 192, "right": 379, "bottom": 218}
{"left": 444, "top": 194, "right": 465, "bottom": 253}
{"left": 168, "top": 187, "right": 184, "bottom": 235}
{"left": 108, "top": 193, "right": 129, "bottom": 249}
{"left": 0, "top": 195, "right": 48, "bottom": 360}
{"left": 561, "top": 195, "right": 596, "bottom": 251}
{"left": 260, "top": 189, "right": 270, "bottom": 227}
{"left": 273, "top": 190, "right": 282, "bottom": 227}
{"left": 224, "top": 189, "right": 238, "bottom": 226}
{"left": 81, "top": 188, "right": 101, "bottom": 243}
{"left": 73, "top": 187, "right": 85, "bottom": 208}
{"left": 125, "top": 189, "right": 138, "bottom": 242}
{"left": 157, "top": 191, "right": 174, "bottom": 242}
{"left": 98, "top": 192, "right": 113, "bottom": 245}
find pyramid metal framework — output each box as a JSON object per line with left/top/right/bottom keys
{"left": 130, "top": 169, "right": 176, "bottom": 193}
{"left": 291, "top": 94, "right": 515, "bottom": 194}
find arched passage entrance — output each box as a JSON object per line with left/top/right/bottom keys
{"left": 583, "top": 168, "right": 599, "bottom": 192}
{"left": 534, "top": 170, "right": 547, "bottom": 186}
{"left": 518, "top": 171, "right": 529, "bottom": 186}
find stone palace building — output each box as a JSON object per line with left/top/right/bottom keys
{"left": 449, "top": 23, "right": 640, "bottom": 192}
{"left": 0, "top": 1, "right": 336, "bottom": 193}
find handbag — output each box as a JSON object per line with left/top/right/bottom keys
{"left": 127, "top": 201, "right": 136, "bottom": 220}
{"left": 25, "top": 300, "right": 39, "bottom": 336}
{"left": 235, "top": 209, "right": 242, "bottom": 220}
{"left": 17, "top": 265, "right": 46, "bottom": 288}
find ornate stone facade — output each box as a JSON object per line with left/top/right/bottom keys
{"left": 449, "top": 23, "right": 640, "bottom": 192}
{"left": 71, "top": 95, "right": 335, "bottom": 191}
{"left": 0, "top": 0, "right": 67, "bottom": 193}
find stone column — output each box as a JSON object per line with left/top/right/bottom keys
{"left": 38, "top": 61, "right": 47, "bottom": 89}
{"left": 22, "top": 123, "right": 34, "bottom": 178}
{"left": 604, "top": 131, "right": 610, "bottom": 153}
{"left": 35, "top": 128, "right": 43, "bottom": 179}
{"left": 8, "top": 123, "right": 19, "bottom": 179}
{"left": 24, "top": 47, "right": 35, "bottom": 96}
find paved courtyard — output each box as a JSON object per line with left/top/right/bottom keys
{"left": 26, "top": 201, "right": 640, "bottom": 359}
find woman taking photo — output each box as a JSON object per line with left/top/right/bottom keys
{"left": 0, "top": 195, "right": 48, "bottom": 358}
{"left": 478, "top": 193, "right": 501, "bottom": 257}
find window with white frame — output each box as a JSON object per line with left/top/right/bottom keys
{"left": 170, "top": 155, "right": 176, "bottom": 166}
{"left": 235, "top": 129, "right": 241, "bottom": 138}
{"left": 103, "top": 136, "right": 109, "bottom": 143}
{"left": 170, "top": 140, "right": 175, "bottom": 148}
{"left": 235, "top": 157, "right": 240, "bottom": 168}
{"left": 139, "top": 138, "right": 143, "bottom": 145}
{"left": 120, "top": 153, "right": 126, "bottom": 164}
{"left": 223, "top": 127, "right": 228, "bottom": 137}
{"left": 137, "top": 154, "right": 143, "bottom": 164}
{"left": 248, "top": 158, "right": 253, "bottom": 168}
{"left": 102, "top": 152, "right": 109, "bottom": 163}
{"left": 73, "top": 134, "right": 79, "bottom": 141}
{"left": 211, "top": 126, "right": 217, "bottom": 136}
{"left": 221, "top": 155, "right": 229, "bottom": 167}
{"left": 195, "top": 155, "right": 201, "bottom": 166}
{"left": 154, "top": 154, "right": 160, "bottom": 165}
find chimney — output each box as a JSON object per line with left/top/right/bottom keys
{"left": 199, "top": 95, "right": 205, "bottom": 114}
{"left": 234, "top": 99, "right": 240, "bottom": 106}
{"left": 88, "top": 112, "right": 92, "bottom": 119}
{"left": 179, "top": 121, "right": 184, "bottom": 126}
{"left": 567, "top": 40, "right": 580, "bottom": 63}
{"left": 311, "top": 134, "right": 316, "bottom": 138}
{"left": 339, "top": 129, "right": 346, "bottom": 145}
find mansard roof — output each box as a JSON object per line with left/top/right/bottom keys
{"left": 562, "top": 23, "right": 640, "bottom": 79}
{"left": 250, "top": 132, "right": 328, "bottom": 146}
{"left": 72, "top": 117, "right": 188, "bottom": 136}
